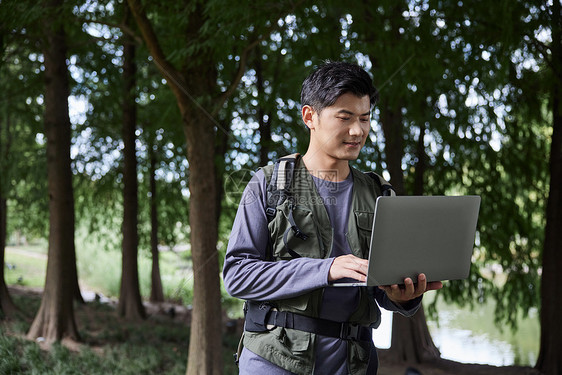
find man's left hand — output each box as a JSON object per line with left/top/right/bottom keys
{"left": 378, "top": 273, "right": 443, "bottom": 304}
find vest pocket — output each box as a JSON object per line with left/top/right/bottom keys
{"left": 276, "top": 292, "right": 309, "bottom": 312}
{"left": 271, "top": 202, "right": 322, "bottom": 260}
{"left": 348, "top": 340, "right": 372, "bottom": 373}
{"left": 276, "top": 327, "right": 311, "bottom": 352}
{"left": 354, "top": 211, "right": 374, "bottom": 257}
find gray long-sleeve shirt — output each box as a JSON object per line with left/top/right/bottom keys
{"left": 223, "top": 168, "right": 421, "bottom": 374}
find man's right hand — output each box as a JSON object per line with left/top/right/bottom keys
{"left": 328, "top": 254, "right": 368, "bottom": 282}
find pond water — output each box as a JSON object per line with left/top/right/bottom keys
{"left": 373, "top": 293, "right": 540, "bottom": 366}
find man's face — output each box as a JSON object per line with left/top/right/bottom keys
{"left": 303, "top": 92, "right": 371, "bottom": 163}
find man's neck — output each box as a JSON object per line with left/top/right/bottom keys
{"left": 301, "top": 152, "right": 351, "bottom": 182}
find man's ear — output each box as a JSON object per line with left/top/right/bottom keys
{"left": 302, "top": 105, "right": 315, "bottom": 130}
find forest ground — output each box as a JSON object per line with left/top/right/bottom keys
{"left": 1, "top": 285, "right": 542, "bottom": 375}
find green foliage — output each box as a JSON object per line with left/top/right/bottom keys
{"left": 336, "top": 1, "right": 550, "bottom": 331}
{"left": 0, "top": 7, "right": 49, "bottom": 240}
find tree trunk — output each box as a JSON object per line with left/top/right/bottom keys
{"left": 149, "top": 139, "right": 164, "bottom": 303}
{"left": 182, "top": 103, "right": 223, "bottom": 375}
{"left": 180, "top": 18, "right": 223, "bottom": 371}
{"left": 536, "top": 2, "right": 562, "bottom": 372}
{"left": 27, "top": 0, "right": 80, "bottom": 342}
{"left": 1, "top": 197, "right": 17, "bottom": 319}
{"left": 0, "top": 104, "right": 17, "bottom": 319}
{"left": 118, "top": 9, "right": 146, "bottom": 320}
{"left": 390, "top": 307, "right": 440, "bottom": 362}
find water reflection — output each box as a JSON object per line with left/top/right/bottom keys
{"left": 373, "top": 296, "right": 539, "bottom": 366}
{"left": 429, "top": 321, "right": 518, "bottom": 366}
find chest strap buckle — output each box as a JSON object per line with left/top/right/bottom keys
{"left": 340, "top": 323, "right": 362, "bottom": 341}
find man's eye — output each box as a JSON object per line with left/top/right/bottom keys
{"left": 338, "top": 117, "right": 350, "bottom": 121}
{"left": 360, "top": 118, "right": 370, "bottom": 123}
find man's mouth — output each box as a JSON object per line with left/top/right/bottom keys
{"left": 344, "top": 141, "right": 361, "bottom": 147}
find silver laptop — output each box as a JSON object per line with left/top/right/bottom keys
{"left": 332, "top": 195, "right": 481, "bottom": 287}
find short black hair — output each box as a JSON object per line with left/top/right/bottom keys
{"left": 300, "top": 61, "right": 378, "bottom": 112}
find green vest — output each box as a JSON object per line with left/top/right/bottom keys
{"left": 243, "top": 157, "right": 383, "bottom": 375}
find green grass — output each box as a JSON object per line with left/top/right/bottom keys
{"left": 73, "top": 235, "right": 200, "bottom": 305}
{"left": 4, "top": 240, "right": 233, "bottom": 309}
{"left": 4, "top": 246, "right": 47, "bottom": 288}
{"left": 2, "top": 239, "right": 243, "bottom": 373}
{"left": 0, "top": 291, "right": 241, "bottom": 375}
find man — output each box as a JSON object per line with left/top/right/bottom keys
{"left": 223, "top": 61, "right": 442, "bottom": 374}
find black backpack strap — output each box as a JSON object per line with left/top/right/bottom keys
{"left": 365, "top": 171, "right": 396, "bottom": 196}
{"left": 264, "top": 153, "right": 304, "bottom": 260}
{"left": 265, "top": 153, "right": 300, "bottom": 222}
{"left": 281, "top": 206, "right": 307, "bottom": 259}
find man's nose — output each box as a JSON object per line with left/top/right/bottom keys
{"left": 349, "top": 120, "right": 364, "bottom": 136}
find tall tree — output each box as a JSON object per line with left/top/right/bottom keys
{"left": 126, "top": 1, "right": 305, "bottom": 373}
{"left": 118, "top": 4, "right": 146, "bottom": 320}
{"left": 0, "top": 113, "right": 17, "bottom": 319}
{"left": 536, "top": 1, "right": 562, "bottom": 373}
{"left": 148, "top": 135, "right": 164, "bottom": 303}
{"left": 125, "top": 2, "right": 232, "bottom": 373}
{"left": 0, "top": 33, "right": 16, "bottom": 318}
{"left": 27, "top": 0, "right": 80, "bottom": 342}
{"left": 0, "top": 7, "right": 50, "bottom": 317}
